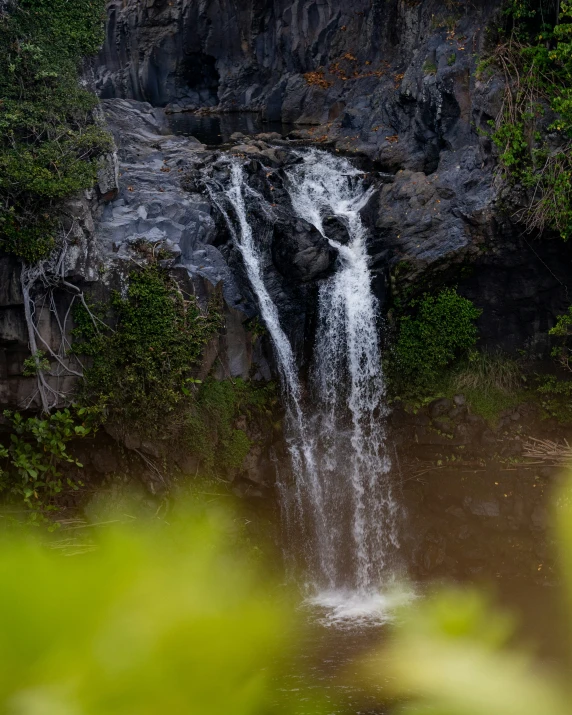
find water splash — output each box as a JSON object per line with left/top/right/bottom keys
{"left": 307, "top": 584, "right": 416, "bottom": 628}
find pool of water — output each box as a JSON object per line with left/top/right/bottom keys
{"left": 166, "top": 112, "right": 295, "bottom": 145}
{"left": 276, "top": 571, "right": 567, "bottom": 715}
{"left": 278, "top": 622, "right": 391, "bottom": 715}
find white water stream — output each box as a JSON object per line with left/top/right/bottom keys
{"left": 213, "top": 150, "right": 401, "bottom": 623}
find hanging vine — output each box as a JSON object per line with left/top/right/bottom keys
{"left": 18, "top": 220, "right": 109, "bottom": 413}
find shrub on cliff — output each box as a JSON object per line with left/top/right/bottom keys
{"left": 390, "top": 288, "right": 481, "bottom": 396}
{"left": 72, "top": 265, "right": 276, "bottom": 476}
{"left": 0, "top": 407, "right": 100, "bottom": 521}
{"left": 535, "top": 304, "right": 572, "bottom": 422}
{"left": 72, "top": 265, "right": 221, "bottom": 436}
{"left": 483, "top": 0, "right": 572, "bottom": 239}
{"left": 185, "top": 378, "right": 277, "bottom": 475}
{"left": 0, "top": 0, "right": 110, "bottom": 262}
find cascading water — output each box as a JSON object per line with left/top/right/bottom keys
{"left": 210, "top": 149, "right": 400, "bottom": 622}
{"left": 210, "top": 164, "right": 334, "bottom": 586}
{"left": 286, "top": 151, "right": 399, "bottom": 595}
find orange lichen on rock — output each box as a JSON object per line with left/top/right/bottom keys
{"left": 303, "top": 68, "right": 332, "bottom": 89}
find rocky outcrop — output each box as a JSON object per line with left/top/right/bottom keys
{"left": 94, "top": 0, "right": 501, "bottom": 179}
{"left": 93, "top": 0, "right": 572, "bottom": 355}
{"left": 96, "top": 99, "right": 274, "bottom": 380}
{"left": 96, "top": 0, "right": 494, "bottom": 126}
{"left": 366, "top": 165, "right": 572, "bottom": 353}
{"left": 0, "top": 165, "right": 113, "bottom": 411}
{"left": 272, "top": 219, "right": 337, "bottom": 283}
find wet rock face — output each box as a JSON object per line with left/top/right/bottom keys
{"left": 96, "top": 0, "right": 498, "bottom": 143}
{"left": 92, "top": 0, "right": 572, "bottom": 357}
{"left": 272, "top": 219, "right": 337, "bottom": 283}
{"left": 97, "top": 99, "right": 280, "bottom": 383}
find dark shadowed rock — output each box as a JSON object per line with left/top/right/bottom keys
{"left": 429, "top": 398, "right": 453, "bottom": 418}
{"left": 272, "top": 219, "right": 337, "bottom": 283}
{"left": 322, "top": 216, "right": 351, "bottom": 245}
{"left": 92, "top": 0, "right": 572, "bottom": 360}
{"left": 463, "top": 498, "right": 501, "bottom": 518}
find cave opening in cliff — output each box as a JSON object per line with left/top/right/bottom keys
{"left": 180, "top": 52, "right": 220, "bottom": 106}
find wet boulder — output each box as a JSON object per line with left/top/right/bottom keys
{"left": 272, "top": 218, "right": 337, "bottom": 283}
{"left": 322, "top": 215, "right": 350, "bottom": 245}
{"left": 231, "top": 143, "right": 262, "bottom": 156}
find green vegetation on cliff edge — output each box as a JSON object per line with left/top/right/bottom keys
{"left": 72, "top": 265, "right": 221, "bottom": 433}
{"left": 73, "top": 265, "right": 276, "bottom": 477}
{"left": 0, "top": 0, "right": 109, "bottom": 262}
{"left": 484, "top": 0, "right": 572, "bottom": 239}
{"left": 389, "top": 287, "right": 482, "bottom": 398}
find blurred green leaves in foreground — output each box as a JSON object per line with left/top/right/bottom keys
{"left": 0, "top": 504, "right": 310, "bottom": 715}
{"left": 3, "top": 482, "right": 572, "bottom": 714}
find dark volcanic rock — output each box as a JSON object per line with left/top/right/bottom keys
{"left": 97, "top": 2, "right": 572, "bottom": 338}
{"left": 322, "top": 216, "right": 351, "bottom": 245}
{"left": 272, "top": 219, "right": 337, "bottom": 283}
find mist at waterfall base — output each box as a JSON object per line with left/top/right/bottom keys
{"left": 211, "top": 149, "right": 411, "bottom": 626}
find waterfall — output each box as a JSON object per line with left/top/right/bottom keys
{"left": 286, "top": 151, "right": 399, "bottom": 593}
{"left": 210, "top": 164, "right": 336, "bottom": 586}
{"left": 210, "top": 150, "right": 399, "bottom": 617}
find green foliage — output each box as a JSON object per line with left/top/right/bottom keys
{"left": 73, "top": 266, "right": 276, "bottom": 476}
{"left": 486, "top": 1, "right": 572, "bottom": 239}
{"left": 447, "top": 52, "right": 457, "bottom": 66}
{"left": 244, "top": 316, "right": 268, "bottom": 339}
{"left": 22, "top": 350, "right": 50, "bottom": 377}
{"left": 503, "top": 0, "right": 542, "bottom": 26}
{"left": 393, "top": 348, "right": 528, "bottom": 423}
{"left": 0, "top": 407, "right": 98, "bottom": 517}
{"left": 453, "top": 349, "right": 526, "bottom": 422}
{"left": 389, "top": 288, "right": 481, "bottom": 396}
{"left": 423, "top": 60, "right": 438, "bottom": 75}
{"left": 0, "top": 504, "right": 323, "bottom": 714}
{"left": 383, "top": 586, "right": 571, "bottom": 714}
{"left": 532, "top": 305, "right": 572, "bottom": 422}
{"left": 186, "top": 378, "right": 277, "bottom": 474}
{"left": 431, "top": 12, "right": 462, "bottom": 32}
{"left": 0, "top": 0, "right": 110, "bottom": 262}
{"left": 536, "top": 373, "right": 572, "bottom": 422}
{"left": 548, "top": 303, "right": 572, "bottom": 367}
{"left": 73, "top": 265, "right": 221, "bottom": 437}
{"left": 454, "top": 349, "right": 523, "bottom": 394}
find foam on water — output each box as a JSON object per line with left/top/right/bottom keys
{"left": 306, "top": 586, "right": 416, "bottom": 628}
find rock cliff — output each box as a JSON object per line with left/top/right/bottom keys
{"left": 95, "top": 0, "right": 572, "bottom": 352}
{"left": 2, "top": 0, "right": 572, "bottom": 507}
